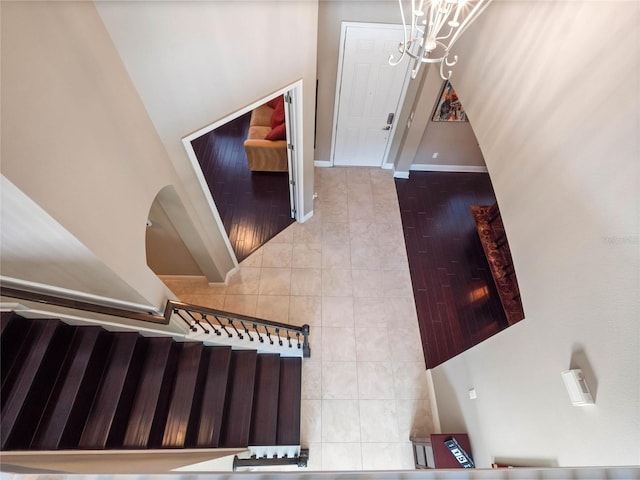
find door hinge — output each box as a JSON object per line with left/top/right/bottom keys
{"left": 288, "top": 143, "right": 294, "bottom": 151}
{"left": 285, "top": 93, "right": 292, "bottom": 104}
{"left": 290, "top": 179, "right": 296, "bottom": 186}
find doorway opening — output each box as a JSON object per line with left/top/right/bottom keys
{"left": 182, "top": 82, "right": 303, "bottom": 264}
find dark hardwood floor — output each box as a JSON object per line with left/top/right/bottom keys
{"left": 395, "top": 172, "right": 510, "bottom": 368}
{"left": 191, "top": 113, "right": 294, "bottom": 262}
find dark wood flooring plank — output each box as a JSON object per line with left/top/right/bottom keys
{"left": 395, "top": 172, "right": 509, "bottom": 368}
{"left": 1, "top": 313, "right": 31, "bottom": 388}
{"left": 276, "top": 357, "right": 301, "bottom": 446}
{"left": 249, "top": 354, "right": 281, "bottom": 446}
{"left": 219, "top": 350, "right": 257, "bottom": 448}
{"left": 191, "top": 112, "right": 294, "bottom": 262}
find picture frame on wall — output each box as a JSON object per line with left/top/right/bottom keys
{"left": 432, "top": 81, "right": 468, "bottom": 122}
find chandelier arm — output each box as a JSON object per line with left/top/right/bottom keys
{"left": 436, "top": 26, "right": 454, "bottom": 42}
{"left": 389, "top": 0, "right": 409, "bottom": 67}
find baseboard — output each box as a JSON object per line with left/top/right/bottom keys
{"left": 299, "top": 210, "right": 314, "bottom": 223}
{"left": 314, "top": 160, "right": 332, "bottom": 167}
{"left": 411, "top": 164, "right": 488, "bottom": 173}
{"left": 381, "top": 162, "right": 394, "bottom": 170}
{"left": 425, "top": 369, "right": 442, "bottom": 434}
{"left": 224, "top": 266, "right": 240, "bottom": 284}
{"left": 393, "top": 170, "right": 410, "bottom": 179}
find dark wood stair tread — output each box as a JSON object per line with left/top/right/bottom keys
{"left": 162, "top": 342, "right": 204, "bottom": 447}
{"left": 1, "top": 314, "right": 32, "bottom": 393}
{"left": 0, "top": 320, "right": 74, "bottom": 450}
{"left": 78, "top": 332, "right": 142, "bottom": 449}
{"left": 122, "top": 337, "right": 177, "bottom": 448}
{"left": 31, "top": 326, "right": 111, "bottom": 450}
{"left": 219, "top": 350, "right": 258, "bottom": 448}
{"left": 249, "top": 354, "right": 281, "bottom": 446}
{"left": 276, "top": 357, "right": 301, "bottom": 445}
{"left": 191, "top": 346, "right": 232, "bottom": 448}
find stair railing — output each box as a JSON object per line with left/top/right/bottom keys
{"left": 168, "top": 301, "right": 310, "bottom": 358}
{"left": 1, "top": 286, "right": 310, "bottom": 357}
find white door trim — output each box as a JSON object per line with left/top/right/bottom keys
{"left": 330, "top": 22, "right": 412, "bottom": 168}
{"left": 181, "top": 80, "right": 305, "bottom": 268}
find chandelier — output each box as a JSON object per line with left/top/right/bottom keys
{"left": 389, "top": 0, "right": 493, "bottom": 80}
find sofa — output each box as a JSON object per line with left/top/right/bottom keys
{"left": 244, "top": 95, "right": 288, "bottom": 172}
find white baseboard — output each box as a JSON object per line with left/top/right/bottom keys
{"left": 393, "top": 170, "right": 410, "bottom": 179}
{"left": 224, "top": 266, "right": 240, "bottom": 284}
{"left": 314, "top": 160, "right": 332, "bottom": 167}
{"left": 411, "top": 163, "right": 488, "bottom": 173}
{"left": 381, "top": 162, "right": 394, "bottom": 170}
{"left": 299, "top": 209, "right": 314, "bottom": 223}
{"left": 425, "top": 369, "right": 442, "bottom": 434}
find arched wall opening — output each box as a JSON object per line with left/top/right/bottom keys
{"left": 145, "top": 185, "right": 224, "bottom": 283}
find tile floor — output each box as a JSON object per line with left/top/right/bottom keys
{"left": 162, "top": 167, "right": 435, "bottom": 471}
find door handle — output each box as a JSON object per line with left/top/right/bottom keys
{"left": 382, "top": 126, "right": 391, "bottom": 130}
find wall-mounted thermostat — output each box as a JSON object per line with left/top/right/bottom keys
{"left": 561, "top": 369, "right": 594, "bottom": 406}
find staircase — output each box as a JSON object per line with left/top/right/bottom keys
{"left": 0, "top": 312, "right": 301, "bottom": 453}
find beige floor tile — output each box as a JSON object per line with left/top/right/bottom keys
{"left": 226, "top": 267, "right": 261, "bottom": 295}
{"left": 256, "top": 295, "right": 289, "bottom": 323}
{"left": 350, "top": 243, "right": 379, "bottom": 269}
{"left": 322, "top": 362, "right": 358, "bottom": 399}
{"left": 385, "top": 297, "right": 419, "bottom": 330}
{"left": 322, "top": 296, "right": 354, "bottom": 327}
{"left": 354, "top": 327, "right": 391, "bottom": 362}
{"left": 305, "top": 443, "right": 322, "bottom": 471}
{"left": 241, "top": 246, "right": 263, "bottom": 267}
{"left": 359, "top": 400, "right": 399, "bottom": 442}
{"left": 353, "top": 297, "right": 389, "bottom": 327}
{"left": 321, "top": 327, "right": 356, "bottom": 362}
{"left": 321, "top": 400, "right": 361, "bottom": 442}
{"left": 301, "top": 399, "right": 322, "bottom": 444}
{"left": 292, "top": 243, "right": 322, "bottom": 268}
{"left": 375, "top": 222, "right": 406, "bottom": 246}
{"left": 289, "top": 296, "right": 321, "bottom": 326}
{"left": 261, "top": 242, "right": 293, "bottom": 268}
{"left": 380, "top": 268, "right": 413, "bottom": 297}
{"left": 188, "top": 294, "right": 226, "bottom": 310}
{"left": 223, "top": 294, "right": 257, "bottom": 317}
{"left": 392, "top": 362, "right": 429, "bottom": 399}
{"left": 377, "top": 242, "right": 409, "bottom": 270}
{"left": 293, "top": 218, "right": 322, "bottom": 244}
{"left": 269, "top": 225, "right": 294, "bottom": 244}
{"left": 322, "top": 269, "right": 353, "bottom": 297}
{"left": 395, "top": 398, "right": 435, "bottom": 440}
{"left": 361, "top": 443, "right": 407, "bottom": 470}
{"left": 349, "top": 220, "right": 377, "bottom": 246}
{"left": 321, "top": 443, "right": 362, "bottom": 471}
{"left": 302, "top": 361, "right": 322, "bottom": 399}
{"left": 388, "top": 328, "right": 425, "bottom": 363}
{"left": 319, "top": 201, "right": 349, "bottom": 224}
{"left": 290, "top": 268, "right": 322, "bottom": 296}
{"left": 346, "top": 167, "right": 372, "bottom": 185}
{"left": 322, "top": 243, "right": 351, "bottom": 269}
{"left": 351, "top": 269, "right": 382, "bottom": 298}
{"left": 348, "top": 201, "right": 375, "bottom": 223}
{"left": 356, "top": 362, "right": 394, "bottom": 400}
{"left": 322, "top": 222, "right": 350, "bottom": 245}
{"left": 258, "top": 267, "right": 291, "bottom": 295}
{"left": 306, "top": 325, "right": 322, "bottom": 363}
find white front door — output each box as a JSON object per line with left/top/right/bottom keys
{"left": 332, "top": 23, "right": 411, "bottom": 167}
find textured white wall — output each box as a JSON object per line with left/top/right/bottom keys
{"left": 431, "top": 0, "right": 640, "bottom": 468}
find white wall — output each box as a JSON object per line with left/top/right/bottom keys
{"left": 431, "top": 0, "right": 640, "bottom": 468}
{"left": 94, "top": 1, "right": 318, "bottom": 217}
{"left": 1, "top": 1, "right": 208, "bottom": 309}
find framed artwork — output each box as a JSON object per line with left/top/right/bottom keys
{"left": 432, "top": 81, "right": 468, "bottom": 122}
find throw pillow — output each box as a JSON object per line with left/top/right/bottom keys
{"left": 271, "top": 99, "right": 286, "bottom": 128}
{"left": 267, "top": 95, "right": 283, "bottom": 109}
{"left": 265, "top": 122, "right": 287, "bottom": 141}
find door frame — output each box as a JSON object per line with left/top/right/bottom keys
{"left": 181, "top": 80, "right": 304, "bottom": 269}
{"left": 329, "top": 22, "right": 413, "bottom": 169}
